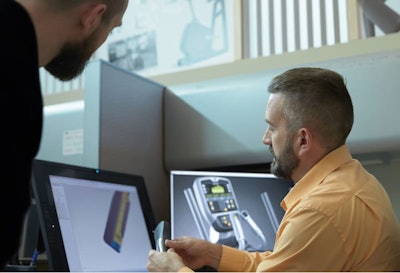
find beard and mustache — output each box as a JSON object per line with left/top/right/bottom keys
{"left": 44, "top": 31, "right": 98, "bottom": 81}
{"left": 269, "top": 140, "right": 299, "bottom": 181}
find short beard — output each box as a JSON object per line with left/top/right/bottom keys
{"left": 45, "top": 35, "right": 96, "bottom": 81}
{"left": 269, "top": 140, "right": 299, "bottom": 180}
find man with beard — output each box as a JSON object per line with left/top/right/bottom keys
{"left": 147, "top": 67, "right": 400, "bottom": 272}
{"left": 0, "top": 0, "right": 128, "bottom": 268}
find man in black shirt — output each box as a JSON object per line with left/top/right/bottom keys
{"left": 0, "top": 0, "right": 128, "bottom": 267}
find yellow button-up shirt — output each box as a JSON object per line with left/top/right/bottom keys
{"left": 216, "top": 145, "right": 400, "bottom": 271}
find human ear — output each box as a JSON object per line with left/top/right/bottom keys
{"left": 297, "top": 128, "right": 312, "bottom": 156}
{"left": 80, "top": 3, "right": 107, "bottom": 35}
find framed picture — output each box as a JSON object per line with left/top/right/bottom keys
{"left": 94, "top": 0, "right": 241, "bottom": 76}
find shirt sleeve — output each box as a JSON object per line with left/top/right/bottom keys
{"left": 219, "top": 245, "right": 270, "bottom": 271}
{"left": 219, "top": 207, "right": 348, "bottom": 271}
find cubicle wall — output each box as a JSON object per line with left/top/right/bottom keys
{"left": 37, "top": 101, "right": 85, "bottom": 166}
{"left": 84, "top": 60, "right": 169, "bottom": 222}
{"left": 37, "top": 60, "right": 170, "bottom": 222}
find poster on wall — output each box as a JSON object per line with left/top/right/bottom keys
{"left": 93, "top": 0, "right": 238, "bottom": 77}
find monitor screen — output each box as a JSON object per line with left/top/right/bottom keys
{"left": 31, "top": 159, "right": 156, "bottom": 272}
{"left": 170, "top": 170, "right": 293, "bottom": 252}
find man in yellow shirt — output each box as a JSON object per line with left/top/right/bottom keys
{"left": 147, "top": 67, "right": 400, "bottom": 271}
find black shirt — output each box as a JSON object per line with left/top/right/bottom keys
{"left": 0, "top": 0, "right": 43, "bottom": 267}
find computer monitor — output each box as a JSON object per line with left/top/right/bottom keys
{"left": 31, "top": 159, "right": 156, "bottom": 272}
{"left": 170, "top": 170, "right": 293, "bottom": 252}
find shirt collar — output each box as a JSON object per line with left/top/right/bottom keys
{"left": 281, "top": 144, "right": 353, "bottom": 211}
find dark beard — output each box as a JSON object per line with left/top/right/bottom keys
{"left": 269, "top": 141, "right": 299, "bottom": 180}
{"left": 44, "top": 36, "right": 96, "bottom": 81}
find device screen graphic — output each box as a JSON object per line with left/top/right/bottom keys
{"left": 103, "top": 191, "right": 131, "bottom": 252}
{"left": 194, "top": 177, "right": 238, "bottom": 232}
{"left": 185, "top": 176, "right": 267, "bottom": 250}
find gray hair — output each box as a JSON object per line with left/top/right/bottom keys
{"left": 268, "top": 67, "right": 354, "bottom": 151}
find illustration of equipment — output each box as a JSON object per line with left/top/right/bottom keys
{"left": 103, "top": 191, "right": 130, "bottom": 252}
{"left": 184, "top": 176, "right": 268, "bottom": 251}
{"left": 179, "top": 0, "right": 228, "bottom": 66}
{"left": 261, "top": 192, "right": 280, "bottom": 234}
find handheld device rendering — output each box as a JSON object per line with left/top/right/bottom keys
{"left": 103, "top": 191, "right": 131, "bottom": 252}
{"left": 154, "top": 221, "right": 171, "bottom": 252}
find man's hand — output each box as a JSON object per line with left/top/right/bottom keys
{"left": 147, "top": 248, "right": 186, "bottom": 272}
{"left": 166, "top": 237, "right": 222, "bottom": 270}
{"left": 147, "top": 237, "right": 222, "bottom": 272}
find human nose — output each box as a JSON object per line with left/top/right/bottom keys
{"left": 262, "top": 129, "right": 271, "bottom": 145}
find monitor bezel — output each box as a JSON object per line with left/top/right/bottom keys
{"left": 31, "top": 159, "right": 156, "bottom": 271}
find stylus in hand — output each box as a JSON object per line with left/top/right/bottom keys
{"left": 154, "top": 221, "right": 171, "bottom": 252}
